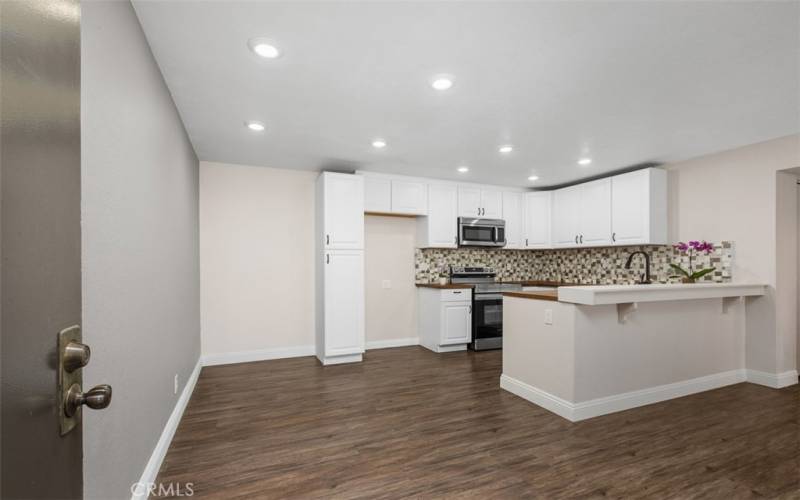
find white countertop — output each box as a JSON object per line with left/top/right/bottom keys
{"left": 557, "top": 282, "right": 767, "bottom": 305}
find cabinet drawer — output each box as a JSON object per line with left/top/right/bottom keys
{"left": 441, "top": 289, "right": 472, "bottom": 302}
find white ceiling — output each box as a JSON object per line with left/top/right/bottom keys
{"left": 132, "top": 1, "right": 799, "bottom": 188}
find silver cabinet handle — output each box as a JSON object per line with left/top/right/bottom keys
{"left": 326, "top": 234, "right": 330, "bottom": 245}
{"left": 525, "top": 238, "right": 529, "bottom": 247}
{"left": 575, "top": 235, "right": 578, "bottom": 244}
{"left": 326, "top": 254, "right": 330, "bottom": 264}
{"left": 580, "top": 235, "right": 583, "bottom": 244}
{"left": 453, "top": 291, "right": 462, "bottom": 294}
{"left": 612, "top": 232, "right": 616, "bottom": 242}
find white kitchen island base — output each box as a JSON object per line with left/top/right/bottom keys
{"left": 500, "top": 284, "right": 794, "bottom": 422}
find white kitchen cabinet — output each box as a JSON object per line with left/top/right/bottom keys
{"left": 458, "top": 186, "right": 503, "bottom": 218}
{"left": 551, "top": 185, "right": 581, "bottom": 247}
{"left": 417, "top": 183, "right": 458, "bottom": 248}
{"left": 361, "top": 174, "right": 427, "bottom": 216}
{"left": 319, "top": 249, "right": 365, "bottom": 364}
{"left": 502, "top": 191, "right": 524, "bottom": 249}
{"left": 391, "top": 180, "right": 427, "bottom": 215}
{"left": 578, "top": 178, "right": 612, "bottom": 246}
{"left": 457, "top": 187, "right": 482, "bottom": 217}
{"left": 363, "top": 176, "right": 391, "bottom": 213}
{"left": 551, "top": 179, "right": 611, "bottom": 248}
{"left": 441, "top": 303, "right": 472, "bottom": 344}
{"left": 319, "top": 172, "right": 364, "bottom": 250}
{"left": 480, "top": 189, "right": 503, "bottom": 218}
{"left": 316, "top": 172, "right": 365, "bottom": 366}
{"left": 523, "top": 191, "right": 551, "bottom": 248}
{"left": 418, "top": 288, "right": 472, "bottom": 353}
{"left": 611, "top": 168, "right": 667, "bottom": 245}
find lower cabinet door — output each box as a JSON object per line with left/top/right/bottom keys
{"left": 324, "top": 250, "right": 365, "bottom": 356}
{"left": 441, "top": 302, "right": 471, "bottom": 345}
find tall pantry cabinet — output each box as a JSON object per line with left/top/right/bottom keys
{"left": 315, "top": 172, "right": 365, "bottom": 365}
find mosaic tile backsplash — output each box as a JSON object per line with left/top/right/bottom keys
{"left": 415, "top": 242, "right": 734, "bottom": 285}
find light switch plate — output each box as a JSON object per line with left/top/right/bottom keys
{"left": 544, "top": 309, "right": 553, "bottom": 325}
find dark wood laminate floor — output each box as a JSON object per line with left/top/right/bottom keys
{"left": 156, "top": 347, "right": 800, "bottom": 499}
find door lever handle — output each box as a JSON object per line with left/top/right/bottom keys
{"left": 64, "top": 383, "right": 112, "bottom": 417}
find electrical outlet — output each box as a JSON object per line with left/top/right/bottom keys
{"left": 174, "top": 374, "right": 179, "bottom": 395}
{"left": 544, "top": 309, "right": 553, "bottom": 325}
{"left": 381, "top": 280, "right": 392, "bottom": 289}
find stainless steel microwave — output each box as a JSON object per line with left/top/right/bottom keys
{"left": 458, "top": 217, "right": 506, "bottom": 247}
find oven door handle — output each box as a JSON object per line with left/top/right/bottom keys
{"left": 474, "top": 294, "right": 504, "bottom": 301}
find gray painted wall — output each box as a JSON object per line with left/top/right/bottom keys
{"left": 81, "top": 2, "right": 200, "bottom": 498}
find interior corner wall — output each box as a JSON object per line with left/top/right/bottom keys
{"left": 81, "top": 2, "right": 201, "bottom": 498}
{"left": 365, "top": 215, "right": 418, "bottom": 344}
{"left": 666, "top": 134, "right": 800, "bottom": 375}
{"left": 200, "top": 162, "right": 317, "bottom": 357}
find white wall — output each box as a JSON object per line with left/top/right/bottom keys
{"left": 200, "top": 162, "right": 317, "bottom": 359}
{"left": 82, "top": 2, "right": 200, "bottom": 498}
{"left": 666, "top": 134, "right": 800, "bottom": 375}
{"left": 365, "top": 215, "right": 418, "bottom": 346}
{"left": 776, "top": 172, "right": 798, "bottom": 376}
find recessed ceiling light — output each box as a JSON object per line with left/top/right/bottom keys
{"left": 498, "top": 145, "right": 514, "bottom": 154}
{"left": 431, "top": 75, "right": 454, "bottom": 91}
{"left": 248, "top": 38, "right": 281, "bottom": 59}
{"left": 372, "top": 139, "right": 387, "bottom": 149}
{"left": 245, "top": 121, "right": 265, "bottom": 131}
{"left": 528, "top": 175, "right": 539, "bottom": 181}
{"left": 457, "top": 166, "right": 469, "bottom": 173}
{"left": 578, "top": 157, "right": 592, "bottom": 166}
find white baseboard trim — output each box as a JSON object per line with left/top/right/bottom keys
{"left": 746, "top": 369, "right": 799, "bottom": 389}
{"left": 318, "top": 353, "right": 363, "bottom": 365}
{"left": 131, "top": 357, "right": 202, "bottom": 500}
{"left": 365, "top": 337, "right": 419, "bottom": 350}
{"left": 501, "top": 369, "right": 747, "bottom": 422}
{"left": 201, "top": 345, "right": 315, "bottom": 366}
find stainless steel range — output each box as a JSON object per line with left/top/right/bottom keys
{"left": 449, "top": 266, "right": 522, "bottom": 351}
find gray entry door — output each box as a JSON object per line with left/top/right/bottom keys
{"left": 1, "top": 0, "right": 83, "bottom": 498}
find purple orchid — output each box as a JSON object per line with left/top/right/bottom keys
{"left": 671, "top": 240, "right": 716, "bottom": 283}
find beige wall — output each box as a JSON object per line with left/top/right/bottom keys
{"left": 201, "top": 165, "right": 422, "bottom": 357}
{"left": 365, "top": 215, "right": 418, "bottom": 345}
{"left": 776, "top": 172, "right": 798, "bottom": 375}
{"left": 200, "top": 162, "right": 317, "bottom": 357}
{"left": 666, "top": 134, "right": 800, "bottom": 374}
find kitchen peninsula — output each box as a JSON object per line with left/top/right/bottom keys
{"left": 501, "top": 283, "right": 769, "bottom": 421}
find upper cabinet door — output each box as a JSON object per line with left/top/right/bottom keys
{"left": 322, "top": 173, "right": 364, "bottom": 250}
{"left": 363, "top": 176, "right": 391, "bottom": 213}
{"left": 611, "top": 168, "right": 667, "bottom": 245}
{"left": 481, "top": 189, "right": 503, "bottom": 219}
{"left": 422, "top": 184, "right": 458, "bottom": 248}
{"left": 502, "top": 191, "right": 524, "bottom": 249}
{"left": 458, "top": 187, "right": 482, "bottom": 217}
{"left": 391, "top": 180, "right": 427, "bottom": 215}
{"left": 551, "top": 186, "right": 581, "bottom": 247}
{"left": 578, "top": 178, "right": 612, "bottom": 246}
{"left": 523, "top": 191, "right": 551, "bottom": 248}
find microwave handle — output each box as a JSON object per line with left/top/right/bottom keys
{"left": 493, "top": 226, "right": 504, "bottom": 244}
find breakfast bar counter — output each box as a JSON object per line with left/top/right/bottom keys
{"left": 501, "top": 283, "right": 771, "bottom": 422}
